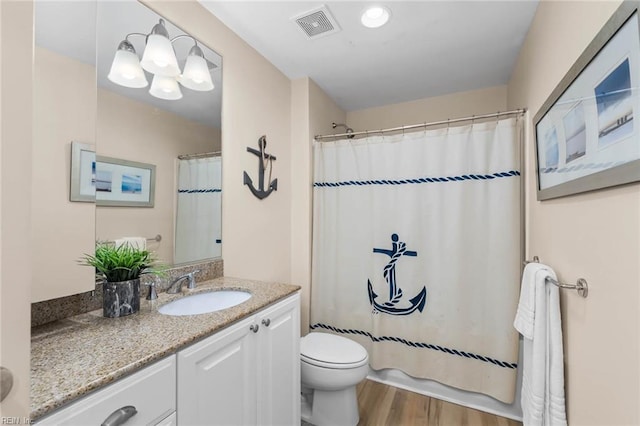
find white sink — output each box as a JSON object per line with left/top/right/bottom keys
{"left": 158, "top": 290, "right": 252, "bottom": 316}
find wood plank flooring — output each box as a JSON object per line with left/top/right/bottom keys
{"left": 356, "top": 379, "right": 522, "bottom": 426}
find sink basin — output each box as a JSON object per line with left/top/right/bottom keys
{"left": 158, "top": 290, "right": 252, "bottom": 316}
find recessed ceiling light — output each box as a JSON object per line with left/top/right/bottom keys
{"left": 361, "top": 6, "right": 391, "bottom": 28}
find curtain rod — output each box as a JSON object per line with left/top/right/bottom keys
{"left": 314, "top": 108, "right": 527, "bottom": 141}
{"left": 177, "top": 151, "right": 221, "bottom": 160}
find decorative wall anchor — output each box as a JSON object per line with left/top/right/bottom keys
{"left": 243, "top": 135, "right": 278, "bottom": 200}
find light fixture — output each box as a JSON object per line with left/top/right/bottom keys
{"left": 140, "top": 19, "right": 180, "bottom": 77}
{"left": 108, "top": 18, "right": 215, "bottom": 100}
{"left": 149, "top": 74, "right": 183, "bottom": 100}
{"left": 108, "top": 40, "right": 148, "bottom": 88}
{"left": 178, "top": 45, "right": 215, "bottom": 91}
{"left": 361, "top": 6, "right": 391, "bottom": 28}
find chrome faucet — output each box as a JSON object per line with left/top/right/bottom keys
{"left": 166, "top": 270, "right": 200, "bottom": 294}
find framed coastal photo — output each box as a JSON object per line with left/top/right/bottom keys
{"left": 95, "top": 156, "right": 156, "bottom": 207}
{"left": 533, "top": 2, "right": 640, "bottom": 201}
{"left": 69, "top": 141, "right": 96, "bottom": 202}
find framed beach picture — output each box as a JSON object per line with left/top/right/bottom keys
{"left": 533, "top": 2, "right": 640, "bottom": 201}
{"left": 95, "top": 156, "right": 156, "bottom": 207}
{"left": 69, "top": 141, "right": 96, "bottom": 202}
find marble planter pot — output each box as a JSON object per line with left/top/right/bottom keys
{"left": 103, "top": 279, "right": 140, "bottom": 318}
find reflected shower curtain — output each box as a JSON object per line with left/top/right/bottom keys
{"left": 311, "top": 117, "right": 522, "bottom": 402}
{"left": 174, "top": 156, "right": 222, "bottom": 264}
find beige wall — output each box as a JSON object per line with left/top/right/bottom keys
{"left": 144, "top": 1, "right": 293, "bottom": 284}
{"left": 0, "top": 1, "right": 32, "bottom": 417}
{"left": 96, "top": 89, "right": 220, "bottom": 264}
{"left": 291, "top": 77, "right": 346, "bottom": 333}
{"left": 347, "top": 85, "right": 507, "bottom": 131}
{"left": 32, "top": 47, "right": 96, "bottom": 302}
{"left": 507, "top": 1, "right": 640, "bottom": 424}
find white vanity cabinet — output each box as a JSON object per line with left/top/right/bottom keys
{"left": 37, "top": 356, "right": 176, "bottom": 426}
{"left": 177, "top": 292, "right": 300, "bottom": 426}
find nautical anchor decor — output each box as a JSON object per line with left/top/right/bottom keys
{"left": 243, "top": 135, "right": 278, "bottom": 200}
{"left": 367, "top": 233, "right": 427, "bottom": 316}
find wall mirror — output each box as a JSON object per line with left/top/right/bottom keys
{"left": 33, "top": 0, "right": 222, "bottom": 302}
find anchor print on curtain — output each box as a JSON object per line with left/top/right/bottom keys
{"left": 311, "top": 117, "right": 522, "bottom": 403}
{"left": 367, "top": 233, "right": 427, "bottom": 316}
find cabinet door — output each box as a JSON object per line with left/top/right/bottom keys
{"left": 257, "top": 293, "right": 300, "bottom": 426}
{"left": 177, "top": 315, "right": 258, "bottom": 426}
{"left": 37, "top": 356, "right": 176, "bottom": 426}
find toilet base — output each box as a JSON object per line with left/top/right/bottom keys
{"left": 300, "top": 386, "right": 359, "bottom": 426}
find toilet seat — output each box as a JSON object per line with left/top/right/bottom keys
{"left": 301, "top": 332, "right": 368, "bottom": 369}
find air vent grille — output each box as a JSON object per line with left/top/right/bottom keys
{"left": 292, "top": 5, "right": 341, "bottom": 39}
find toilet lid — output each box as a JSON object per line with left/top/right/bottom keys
{"left": 301, "top": 332, "right": 368, "bottom": 368}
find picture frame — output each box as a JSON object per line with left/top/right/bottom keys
{"left": 95, "top": 156, "right": 156, "bottom": 207}
{"left": 533, "top": 1, "right": 640, "bottom": 201}
{"left": 70, "top": 141, "right": 96, "bottom": 202}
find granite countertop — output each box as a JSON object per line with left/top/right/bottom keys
{"left": 31, "top": 277, "right": 300, "bottom": 420}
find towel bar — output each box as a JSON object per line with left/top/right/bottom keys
{"left": 102, "top": 235, "right": 162, "bottom": 244}
{"left": 523, "top": 256, "right": 589, "bottom": 298}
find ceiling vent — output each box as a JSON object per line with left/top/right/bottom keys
{"left": 292, "top": 5, "right": 341, "bottom": 39}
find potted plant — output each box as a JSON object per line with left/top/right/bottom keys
{"left": 81, "top": 243, "right": 163, "bottom": 318}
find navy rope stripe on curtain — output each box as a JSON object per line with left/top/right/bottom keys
{"left": 314, "top": 170, "right": 520, "bottom": 188}
{"left": 310, "top": 323, "right": 517, "bottom": 369}
{"left": 178, "top": 189, "right": 222, "bottom": 193}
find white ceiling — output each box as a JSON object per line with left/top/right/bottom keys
{"left": 35, "top": 0, "right": 222, "bottom": 129}
{"left": 200, "top": 1, "right": 538, "bottom": 112}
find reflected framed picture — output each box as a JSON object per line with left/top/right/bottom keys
{"left": 96, "top": 156, "right": 156, "bottom": 207}
{"left": 534, "top": 2, "right": 640, "bottom": 201}
{"left": 70, "top": 141, "right": 96, "bottom": 202}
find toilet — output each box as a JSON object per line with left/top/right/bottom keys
{"left": 300, "top": 332, "right": 369, "bottom": 426}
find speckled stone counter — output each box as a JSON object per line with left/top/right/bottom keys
{"left": 31, "top": 277, "right": 300, "bottom": 420}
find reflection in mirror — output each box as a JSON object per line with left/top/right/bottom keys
{"left": 32, "top": 0, "right": 221, "bottom": 302}
{"left": 32, "top": 1, "right": 98, "bottom": 301}
{"left": 95, "top": 1, "right": 222, "bottom": 266}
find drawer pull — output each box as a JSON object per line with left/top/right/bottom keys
{"left": 250, "top": 324, "right": 259, "bottom": 333}
{"left": 261, "top": 318, "right": 271, "bottom": 327}
{"left": 101, "top": 405, "right": 137, "bottom": 426}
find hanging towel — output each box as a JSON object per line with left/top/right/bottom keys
{"left": 514, "top": 263, "right": 567, "bottom": 426}
{"left": 114, "top": 237, "right": 147, "bottom": 251}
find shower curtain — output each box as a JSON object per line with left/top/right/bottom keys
{"left": 311, "top": 117, "right": 522, "bottom": 403}
{"left": 174, "top": 156, "right": 222, "bottom": 264}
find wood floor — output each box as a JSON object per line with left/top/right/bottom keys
{"left": 356, "top": 379, "right": 522, "bottom": 426}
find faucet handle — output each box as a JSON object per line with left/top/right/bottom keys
{"left": 186, "top": 270, "right": 200, "bottom": 289}
{"left": 143, "top": 282, "right": 158, "bottom": 300}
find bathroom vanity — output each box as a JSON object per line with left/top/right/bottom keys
{"left": 32, "top": 278, "right": 300, "bottom": 425}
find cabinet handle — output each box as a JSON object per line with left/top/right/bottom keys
{"left": 261, "top": 318, "right": 271, "bottom": 327}
{"left": 101, "top": 405, "right": 137, "bottom": 426}
{"left": 0, "top": 367, "right": 13, "bottom": 402}
{"left": 250, "top": 324, "right": 259, "bottom": 333}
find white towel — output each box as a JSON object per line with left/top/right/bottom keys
{"left": 114, "top": 237, "right": 147, "bottom": 251}
{"left": 514, "top": 263, "right": 567, "bottom": 426}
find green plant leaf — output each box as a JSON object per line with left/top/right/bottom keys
{"left": 79, "top": 243, "right": 165, "bottom": 282}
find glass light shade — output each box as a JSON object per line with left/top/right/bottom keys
{"left": 149, "top": 75, "right": 183, "bottom": 100}
{"left": 361, "top": 6, "right": 391, "bottom": 28}
{"left": 108, "top": 49, "right": 148, "bottom": 88}
{"left": 179, "top": 54, "right": 214, "bottom": 91}
{"left": 141, "top": 34, "right": 180, "bottom": 77}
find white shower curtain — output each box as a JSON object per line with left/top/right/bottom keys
{"left": 311, "top": 117, "right": 522, "bottom": 403}
{"left": 174, "top": 156, "right": 222, "bottom": 264}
